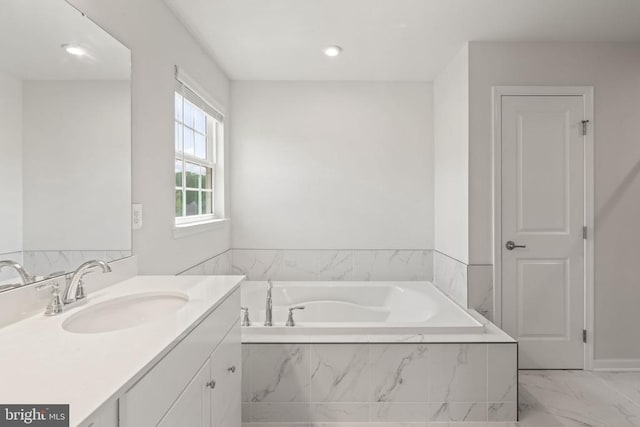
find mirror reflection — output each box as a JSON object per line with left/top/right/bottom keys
{"left": 0, "top": 0, "right": 132, "bottom": 292}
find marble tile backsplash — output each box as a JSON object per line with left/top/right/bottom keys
{"left": 0, "top": 251, "right": 23, "bottom": 282}
{"left": 0, "top": 250, "right": 132, "bottom": 283}
{"left": 242, "top": 342, "right": 517, "bottom": 424}
{"left": 179, "top": 250, "right": 232, "bottom": 276}
{"left": 23, "top": 250, "right": 132, "bottom": 276}
{"left": 231, "top": 249, "right": 433, "bottom": 282}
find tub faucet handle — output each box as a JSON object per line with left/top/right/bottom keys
{"left": 286, "top": 305, "right": 305, "bottom": 327}
{"left": 241, "top": 307, "right": 251, "bottom": 327}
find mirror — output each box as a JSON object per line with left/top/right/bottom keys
{"left": 0, "top": 0, "right": 132, "bottom": 292}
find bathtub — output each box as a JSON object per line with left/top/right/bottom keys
{"left": 240, "top": 281, "right": 484, "bottom": 336}
{"left": 241, "top": 282, "right": 518, "bottom": 424}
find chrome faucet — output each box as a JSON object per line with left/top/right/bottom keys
{"left": 285, "top": 306, "right": 305, "bottom": 327}
{"left": 63, "top": 260, "right": 112, "bottom": 304}
{"left": 264, "top": 280, "right": 273, "bottom": 327}
{"left": 0, "top": 260, "right": 36, "bottom": 286}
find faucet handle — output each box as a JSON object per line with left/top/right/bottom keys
{"left": 286, "top": 305, "right": 305, "bottom": 327}
{"left": 241, "top": 307, "right": 251, "bottom": 327}
{"left": 43, "top": 283, "right": 64, "bottom": 316}
{"left": 75, "top": 279, "right": 86, "bottom": 300}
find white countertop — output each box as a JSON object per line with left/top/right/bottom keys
{"left": 0, "top": 275, "right": 244, "bottom": 425}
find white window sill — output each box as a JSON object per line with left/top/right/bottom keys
{"left": 173, "top": 218, "right": 230, "bottom": 239}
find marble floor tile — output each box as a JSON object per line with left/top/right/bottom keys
{"left": 592, "top": 371, "right": 640, "bottom": 407}
{"left": 518, "top": 370, "right": 640, "bottom": 427}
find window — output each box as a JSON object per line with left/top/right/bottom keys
{"left": 174, "top": 78, "right": 223, "bottom": 226}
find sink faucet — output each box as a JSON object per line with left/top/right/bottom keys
{"left": 264, "top": 280, "right": 273, "bottom": 327}
{"left": 63, "top": 260, "right": 112, "bottom": 304}
{"left": 0, "top": 260, "right": 36, "bottom": 286}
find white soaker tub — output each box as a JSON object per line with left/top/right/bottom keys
{"left": 241, "top": 281, "right": 484, "bottom": 336}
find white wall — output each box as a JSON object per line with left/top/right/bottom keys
{"left": 66, "top": 0, "right": 231, "bottom": 273}
{"left": 231, "top": 81, "right": 433, "bottom": 249}
{"left": 22, "top": 81, "right": 130, "bottom": 250}
{"left": 468, "top": 42, "right": 640, "bottom": 361}
{"left": 434, "top": 44, "right": 469, "bottom": 263}
{"left": 0, "top": 72, "right": 23, "bottom": 255}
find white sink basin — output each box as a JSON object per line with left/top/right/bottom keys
{"left": 62, "top": 292, "right": 189, "bottom": 334}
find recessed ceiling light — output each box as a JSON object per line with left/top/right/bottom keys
{"left": 61, "top": 44, "right": 87, "bottom": 57}
{"left": 323, "top": 45, "right": 342, "bottom": 57}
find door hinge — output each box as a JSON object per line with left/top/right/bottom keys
{"left": 583, "top": 329, "right": 588, "bottom": 343}
{"left": 583, "top": 226, "right": 587, "bottom": 239}
{"left": 581, "top": 120, "right": 590, "bottom": 136}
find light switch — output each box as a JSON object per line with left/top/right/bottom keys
{"left": 132, "top": 203, "right": 143, "bottom": 230}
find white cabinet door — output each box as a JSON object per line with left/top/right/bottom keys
{"left": 158, "top": 359, "right": 212, "bottom": 427}
{"left": 210, "top": 321, "right": 241, "bottom": 426}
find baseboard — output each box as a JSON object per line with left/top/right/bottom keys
{"left": 592, "top": 358, "right": 640, "bottom": 371}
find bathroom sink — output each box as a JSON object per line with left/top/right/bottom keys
{"left": 62, "top": 292, "right": 189, "bottom": 334}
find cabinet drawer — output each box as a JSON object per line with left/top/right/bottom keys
{"left": 120, "top": 288, "right": 239, "bottom": 427}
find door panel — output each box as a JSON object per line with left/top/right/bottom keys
{"left": 517, "top": 259, "right": 568, "bottom": 338}
{"left": 501, "top": 95, "right": 585, "bottom": 369}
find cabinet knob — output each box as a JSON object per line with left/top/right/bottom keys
{"left": 228, "top": 365, "right": 236, "bottom": 373}
{"left": 206, "top": 380, "right": 216, "bottom": 389}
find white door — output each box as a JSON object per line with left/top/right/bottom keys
{"left": 501, "top": 95, "right": 585, "bottom": 369}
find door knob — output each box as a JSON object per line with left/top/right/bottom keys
{"left": 505, "top": 241, "right": 526, "bottom": 250}
{"left": 206, "top": 380, "right": 216, "bottom": 389}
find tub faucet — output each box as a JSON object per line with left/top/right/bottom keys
{"left": 0, "top": 260, "right": 36, "bottom": 286}
{"left": 286, "top": 306, "right": 305, "bottom": 327}
{"left": 63, "top": 260, "right": 112, "bottom": 304}
{"left": 264, "top": 280, "right": 273, "bottom": 327}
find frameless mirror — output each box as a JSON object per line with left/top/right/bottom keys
{"left": 0, "top": 0, "right": 132, "bottom": 292}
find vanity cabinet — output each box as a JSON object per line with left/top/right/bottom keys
{"left": 119, "top": 288, "right": 241, "bottom": 427}
{"left": 210, "top": 322, "right": 241, "bottom": 426}
{"left": 157, "top": 323, "right": 241, "bottom": 427}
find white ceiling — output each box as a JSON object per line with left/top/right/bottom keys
{"left": 0, "top": 0, "right": 130, "bottom": 80}
{"left": 165, "top": 0, "right": 640, "bottom": 81}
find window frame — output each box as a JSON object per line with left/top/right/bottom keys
{"left": 174, "top": 78, "right": 224, "bottom": 228}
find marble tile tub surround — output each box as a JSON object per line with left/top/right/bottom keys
{"left": 241, "top": 370, "right": 640, "bottom": 426}
{"left": 242, "top": 342, "right": 517, "bottom": 424}
{"left": 433, "top": 251, "right": 468, "bottom": 308}
{"left": 467, "top": 265, "right": 493, "bottom": 321}
{"left": 433, "top": 251, "right": 494, "bottom": 322}
{"left": 0, "top": 255, "right": 138, "bottom": 328}
{"left": 182, "top": 248, "right": 496, "bottom": 322}
{"left": 231, "top": 249, "right": 433, "bottom": 281}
